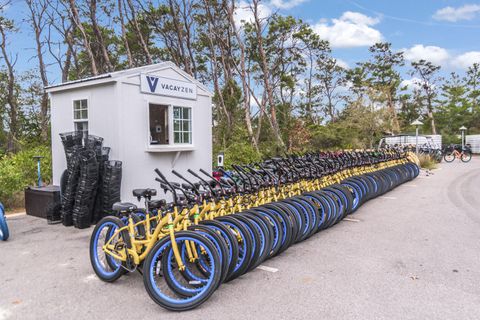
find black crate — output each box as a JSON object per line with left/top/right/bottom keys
{"left": 25, "top": 186, "right": 61, "bottom": 219}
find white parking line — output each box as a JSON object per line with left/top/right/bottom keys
{"left": 380, "top": 196, "right": 397, "bottom": 200}
{"left": 343, "top": 218, "right": 361, "bottom": 222}
{"left": 0, "top": 307, "right": 12, "bottom": 320}
{"left": 83, "top": 274, "right": 98, "bottom": 283}
{"left": 257, "top": 265, "right": 279, "bottom": 273}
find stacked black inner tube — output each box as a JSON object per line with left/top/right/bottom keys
{"left": 59, "top": 132, "right": 122, "bottom": 229}
{"left": 92, "top": 147, "right": 111, "bottom": 223}
{"left": 98, "top": 160, "right": 122, "bottom": 218}
{"left": 72, "top": 150, "right": 99, "bottom": 228}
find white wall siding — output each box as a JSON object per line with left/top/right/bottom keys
{"left": 466, "top": 135, "right": 480, "bottom": 154}
{"left": 50, "top": 83, "right": 116, "bottom": 185}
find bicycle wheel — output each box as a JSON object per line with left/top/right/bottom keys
{"left": 199, "top": 220, "right": 239, "bottom": 280}
{"left": 242, "top": 211, "right": 277, "bottom": 258}
{"left": 444, "top": 152, "right": 455, "bottom": 162}
{"left": 215, "top": 216, "right": 253, "bottom": 281}
{"left": 0, "top": 203, "right": 9, "bottom": 241}
{"left": 461, "top": 152, "right": 472, "bottom": 162}
{"left": 237, "top": 212, "right": 273, "bottom": 269}
{"left": 253, "top": 205, "right": 292, "bottom": 256}
{"left": 143, "top": 231, "right": 221, "bottom": 311}
{"left": 162, "top": 226, "right": 228, "bottom": 295}
{"left": 228, "top": 215, "right": 262, "bottom": 273}
{"left": 90, "top": 216, "right": 130, "bottom": 282}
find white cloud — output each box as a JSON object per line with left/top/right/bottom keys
{"left": 334, "top": 58, "right": 349, "bottom": 69}
{"left": 452, "top": 51, "right": 480, "bottom": 69}
{"left": 270, "top": 0, "right": 308, "bottom": 9}
{"left": 402, "top": 44, "right": 450, "bottom": 66}
{"left": 401, "top": 78, "right": 423, "bottom": 90}
{"left": 433, "top": 4, "right": 480, "bottom": 22}
{"left": 312, "top": 11, "right": 383, "bottom": 48}
{"left": 234, "top": 1, "right": 272, "bottom": 26}
{"left": 401, "top": 78, "right": 436, "bottom": 91}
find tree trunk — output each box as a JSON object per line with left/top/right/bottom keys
{"left": 252, "top": 0, "right": 285, "bottom": 149}
{"left": 126, "top": 0, "right": 152, "bottom": 64}
{"left": 118, "top": 0, "right": 134, "bottom": 67}
{"left": 68, "top": 0, "right": 98, "bottom": 75}
{"left": 26, "top": 0, "right": 50, "bottom": 142}
{"left": 0, "top": 23, "right": 19, "bottom": 152}
{"left": 226, "top": 0, "right": 258, "bottom": 151}
{"left": 88, "top": 0, "right": 114, "bottom": 72}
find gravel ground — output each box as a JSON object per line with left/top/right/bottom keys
{"left": 1, "top": 158, "right": 480, "bottom": 320}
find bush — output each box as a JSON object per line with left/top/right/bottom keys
{"left": 0, "top": 146, "right": 52, "bottom": 209}
{"left": 418, "top": 154, "right": 438, "bottom": 170}
{"left": 222, "top": 142, "right": 262, "bottom": 168}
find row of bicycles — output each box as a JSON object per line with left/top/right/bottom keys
{"left": 89, "top": 150, "right": 420, "bottom": 311}
{"left": 0, "top": 202, "right": 8, "bottom": 241}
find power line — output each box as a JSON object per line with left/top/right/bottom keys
{"left": 346, "top": 0, "right": 480, "bottom": 29}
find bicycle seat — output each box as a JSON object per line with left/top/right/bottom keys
{"left": 148, "top": 199, "right": 166, "bottom": 209}
{"left": 133, "top": 188, "right": 157, "bottom": 198}
{"left": 112, "top": 202, "right": 137, "bottom": 212}
{"left": 170, "top": 182, "right": 181, "bottom": 188}
{"left": 182, "top": 183, "right": 196, "bottom": 190}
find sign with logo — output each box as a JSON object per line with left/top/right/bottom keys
{"left": 141, "top": 74, "right": 197, "bottom": 100}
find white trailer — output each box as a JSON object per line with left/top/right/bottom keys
{"left": 466, "top": 135, "right": 480, "bottom": 153}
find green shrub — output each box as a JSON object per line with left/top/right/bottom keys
{"left": 0, "top": 146, "right": 52, "bottom": 208}
{"left": 222, "top": 142, "right": 262, "bottom": 168}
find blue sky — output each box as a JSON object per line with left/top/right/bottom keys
{"left": 270, "top": 0, "right": 480, "bottom": 71}
{"left": 3, "top": 0, "right": 480, "bottom": 83}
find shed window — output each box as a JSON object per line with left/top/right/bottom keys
{"left": 173, "top": 106, "right": 192, "bottom": 144}
{"left": 148, "top": 104, "right": 192, "bottom": 147}
{"left": 149, "top": 104, "right": 169, "bottom": 145}
{"left": 73, "top": 99, "right": 88, "bottom": 136}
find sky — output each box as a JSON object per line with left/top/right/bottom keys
{"left": 260, "top": 0, "right": 480, "bottom": 71}
{"left": 2, "top": 0, "right": 480, "bottom": 84}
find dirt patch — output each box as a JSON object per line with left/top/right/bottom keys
{"left": 5, "top": 207, "right": 26, "bottom": 215}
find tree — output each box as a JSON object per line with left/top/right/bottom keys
{"left": 363, "top": 42, "right": 404, "bottom": 133}
{"left": 68, "top": 0, "right": 99, "bottom": 75}
{"left": 0, "top": 12, "right": 21, "bottom": 152}
{"left": 314, "top": 49, "right": 346, "bottom": 122}
{"left": 465, "top": 63, "right": 480, "bottom": 131}
{"left": 26, "top": 0, "right": 50, "bottom": 141}
{"left": 297, "top": 28, "right": 328, "bottom": 124}
{"left": 436, "top": 72, "right": 471, "bottom": 139}
{"left": 410, "top": 59, "right": 441, "bottom": 134}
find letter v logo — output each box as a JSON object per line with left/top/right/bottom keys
{"left": 146, "top": 76, "right": 159, "bottom": 92}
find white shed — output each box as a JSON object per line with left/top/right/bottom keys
{"left": 46, "top": 62, "right": 213, "bottom": 203}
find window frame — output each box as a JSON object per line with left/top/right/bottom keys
{"left": 172, "top": 106, "right": 192, "bottom": 145}
{"left": 72, "top": 98, "right": 89, "bottom": 136}
{"left": 146, "top": 101, "right": 194, "bottom": 152}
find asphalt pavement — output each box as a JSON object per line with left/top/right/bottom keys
{"left": 1, "top": 158, "right": 480, "bottom": 320}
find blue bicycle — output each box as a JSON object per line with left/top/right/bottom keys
{"left": 0, "top": 202, "right": 9, "bottom": 241}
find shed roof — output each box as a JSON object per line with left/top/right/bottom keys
{"left": 45, "top": 61, "right": 212, "bottom": 96}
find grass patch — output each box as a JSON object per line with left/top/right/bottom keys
{"left": 418, "top": 154, "right": 438, "bottom": 170}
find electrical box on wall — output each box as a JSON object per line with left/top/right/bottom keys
{"left": 217, "top": 152, "right": 224, "bottom": 168}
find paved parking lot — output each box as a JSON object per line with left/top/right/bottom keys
{"left": 1, "top": 158, "right": 480, "bottom": 320}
